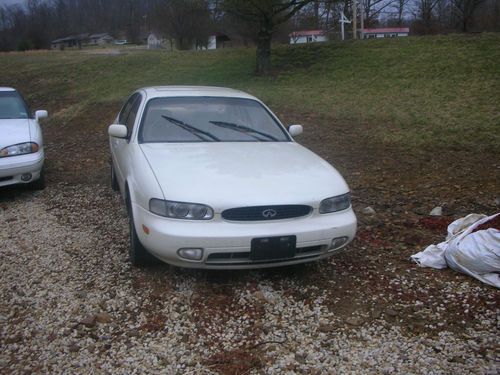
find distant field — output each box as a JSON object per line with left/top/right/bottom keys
{"left": 1, "top": 33, "right": 499, "bottom": 152}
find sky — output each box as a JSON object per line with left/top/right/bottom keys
{"left": 0, "top": 0, "right": 26, "bottom": 7}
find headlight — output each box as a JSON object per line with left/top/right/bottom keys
{"left": 149, "top": 199, "right": 214, "bottom": 220}
{"left": 0, "top": 142, "right": 39, "bottom": 158}
{"left": 319, "top": 193, "right": 351, "bottom": 214}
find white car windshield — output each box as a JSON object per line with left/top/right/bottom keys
{"left": 139, "top": 97, "right": 290, "bottom": 143}
{"left": 0, "top": 91, "right": 30, "bottom": 119}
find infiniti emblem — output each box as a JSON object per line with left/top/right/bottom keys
{"left": 262, "top": 208, "right": 277, "bottom": 218}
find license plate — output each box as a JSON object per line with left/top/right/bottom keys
{"left": 250, "top": 236, "right": 296, "bottom": 261}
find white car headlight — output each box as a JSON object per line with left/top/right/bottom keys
{"left": 149, "top": 199, "right": 214, "bottom": 220}
{"left": 0, "top": 142, "right": 39, "bottom": 158}
{"left": 319, "top": 193, "right": 351, "bottom": 214}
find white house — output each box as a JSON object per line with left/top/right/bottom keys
{"left": 208, "top": 34, "right": 217, "bottom": 49}
{"left": 289, "top": 30, "right": 327, "bottom": 44}
{"left": 89, "top": 33, "right": 113, "bottom": 45}
{"left": 147, "top": 33, "right": 164, "bottom": 49}
{"left": 207, "top": 33, "right": 231, "bottom": 49}
{"left": 363, "top": 27, "right": 410, "bottom": 39}
{"left": 51, "top": 34, "right": 89, "bottom": 49}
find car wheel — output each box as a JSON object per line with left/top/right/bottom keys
{"left": 111, "top": 163, "right": 119, "bottom": 191}
{"left": 126, "top": 190, "right": 156, "bottom": 266}
{"left": 30, "top": 168, "right": 46, "bottom": 190}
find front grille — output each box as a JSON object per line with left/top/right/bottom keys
{"left": 0, "top": 176, "right": 13, "bottom": 182}
{"left": 222, "top": 205, "right": 312, "bottom": 221}
{"left": 205, "top": 245, "right": 325, "bottom": 265}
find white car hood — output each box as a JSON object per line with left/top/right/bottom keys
{"left": 140, "top": 142, "right": 349, "bottom": 210}
{"left": 0, "top": 119, "right": 31, "bottom": 149}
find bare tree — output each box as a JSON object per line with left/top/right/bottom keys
{"left": 390, "top": 0, "right": 411, "bottom": 25}
{"left": 415, "top": 0, "right": 441, "bottom": 32}
{"left": 362, "top": 0, "right": 400, "bottom": 26}
{"left": 451, "top": 0, "right": 486, "bottom": 31}
{"left": 223, "top": 0, "right": 313, "bottom": 75}
{"left": 152, "top": 0, "right": 212, "bottom": 50}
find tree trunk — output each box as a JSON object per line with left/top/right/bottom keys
{"left": 256, "top": 30, "right": 272, "bottom": 75}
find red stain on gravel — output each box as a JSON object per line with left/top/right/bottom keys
{"left": 418, "top": 217, "right": 453, "bottom": 232}
{"left": 356, "top": 229, "right": 392, "bottom": 248}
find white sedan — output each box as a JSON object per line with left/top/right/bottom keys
{"left": 109, "top": 86, "right": 357, "bottom": 269}
{"left": 0, "top": 87, "right": 47, "bottom": 189}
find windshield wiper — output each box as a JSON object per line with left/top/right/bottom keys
{"left": 161, "top": 115, "right": 220, "bottom": 142}
{"left": 208, "top": 121, "right": 278, "bottom": 141}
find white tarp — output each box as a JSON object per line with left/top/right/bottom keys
{"left": 411, "top": 213, "right": 500, "bottom": 288}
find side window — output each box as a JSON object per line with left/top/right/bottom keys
{"left": 118, "top": 93, "right": 138, "bottom": 125}
{"left": 124, "top": 95, "right": 141, "bottom": 134}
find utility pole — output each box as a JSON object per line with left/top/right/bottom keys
{"left": 360, "top": 0, "right": 364, "bottom": 39}
{"left": 352, "top": 0, "right": 357, "bottom": 39}
{"left": 340, "top": 12, "right": 351, "bottom": 41}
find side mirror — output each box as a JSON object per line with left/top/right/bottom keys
{"left": 108, "top": 124, "right": 128, "bottom": 138}
{"left": 288, "top": 124, "right": 303, "bottom": 137}
{"left": 35, "top": 110, "right": 48, "bottom": 121}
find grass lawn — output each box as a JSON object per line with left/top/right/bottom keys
{"left": 1, "top": 33, "right": 499, "bottom": 153}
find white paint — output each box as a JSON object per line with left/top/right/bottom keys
{"left": 109, "top": 86, "right": 357, "bottom": 269}
{"left": 0, "top": 88, "right": 45, "bottom": 187}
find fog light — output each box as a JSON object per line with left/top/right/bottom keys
{"left": 329, "top": 236, "right": 348, "bottom": 251}
{"left": 21, "top": 173, "right": 32, "bottom": 182}
{"left": 177, "top": 248, "right": 203, "bottom": 261}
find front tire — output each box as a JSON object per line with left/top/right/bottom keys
{"left": 126, "top": 191, "right": 156, "bottom": 266}
{"left": 111, "top": 163, "right": 119, "bottom": 191}
{"left": 30, "top": 168, "right": 46, "bottom": 190}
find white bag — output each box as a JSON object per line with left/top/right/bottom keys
{"left": 411, "top": 213, "right": 500, "bottom": 288}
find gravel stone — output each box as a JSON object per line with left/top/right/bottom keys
{"left": 362, "top": 206, "right": 376, "bottom": 215}
{"left": 429, "top": 206, "right": 443, "bottom": 216}
{"left": 0, "top": 184, "right": 498, "bottom": 374}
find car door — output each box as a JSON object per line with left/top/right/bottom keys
{"left": 112, "top": 93, "right": 142, "bottom": 189}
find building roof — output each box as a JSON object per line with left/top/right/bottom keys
{"left": 289, "top": 30, "right": 326, "bottom": 37}
{"left": 90, "top": 33, "right": 112, "bottom": 39}
{"left": 148, "top": 32, "right": 164, "bottom": 39}
{"left": 363, "top": 28, "right": 410, "bottom": 33}
{"left": 51, "top": 36, "right": 76, "bottom": 43}
{"left": 51, "top": 33, "right": 89, "bottom": 43}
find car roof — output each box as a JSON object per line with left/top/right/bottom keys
{"left": 140, "top": 86, "right": 259, "bottom": 101}
{"left": 0, "top": 87, "right": 16, "bottom": 92}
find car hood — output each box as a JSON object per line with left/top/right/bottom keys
{"left": 0, "top": 119, "right": 31, "bottom": 149}
{"left": 140, "top": 142, "right": 349, "bottom": 211}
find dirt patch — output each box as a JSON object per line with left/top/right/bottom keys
{"left": 41, "top": 103, "right": 499, "bottom": 332}
{"left": 205, "top": 348, "right": 265, "bottom": 375}
{"left": 1, "top": 100, "right": 498, "bottom": 373}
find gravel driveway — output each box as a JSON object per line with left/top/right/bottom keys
{"left": 1, "top": 99, "right": 499, "bottom": 374}
{"left": 1, "top": 181, "right": 498, "bottom": 374}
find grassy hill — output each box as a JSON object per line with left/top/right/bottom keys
{"left": 1, "top": 33, "right": 499, "bottom": 153}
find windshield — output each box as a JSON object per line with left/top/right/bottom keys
{"left": 138, "top": 97, "right": 290, "bottom": 143}
{"left": 0, "top": 91, "right": 30, "bottom": 119}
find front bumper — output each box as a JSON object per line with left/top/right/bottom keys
{"left": 133, "top": 203, "right": 357, "bottom": 269}
{"left": 0, "top": 151, "right": 44, "bottom": 187}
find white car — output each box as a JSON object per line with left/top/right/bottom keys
{"left": 0, "top": 87, "right": 47, "bottom": 190}
{"left": 109, "top": 86, "right": 357, "bottom": 269}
